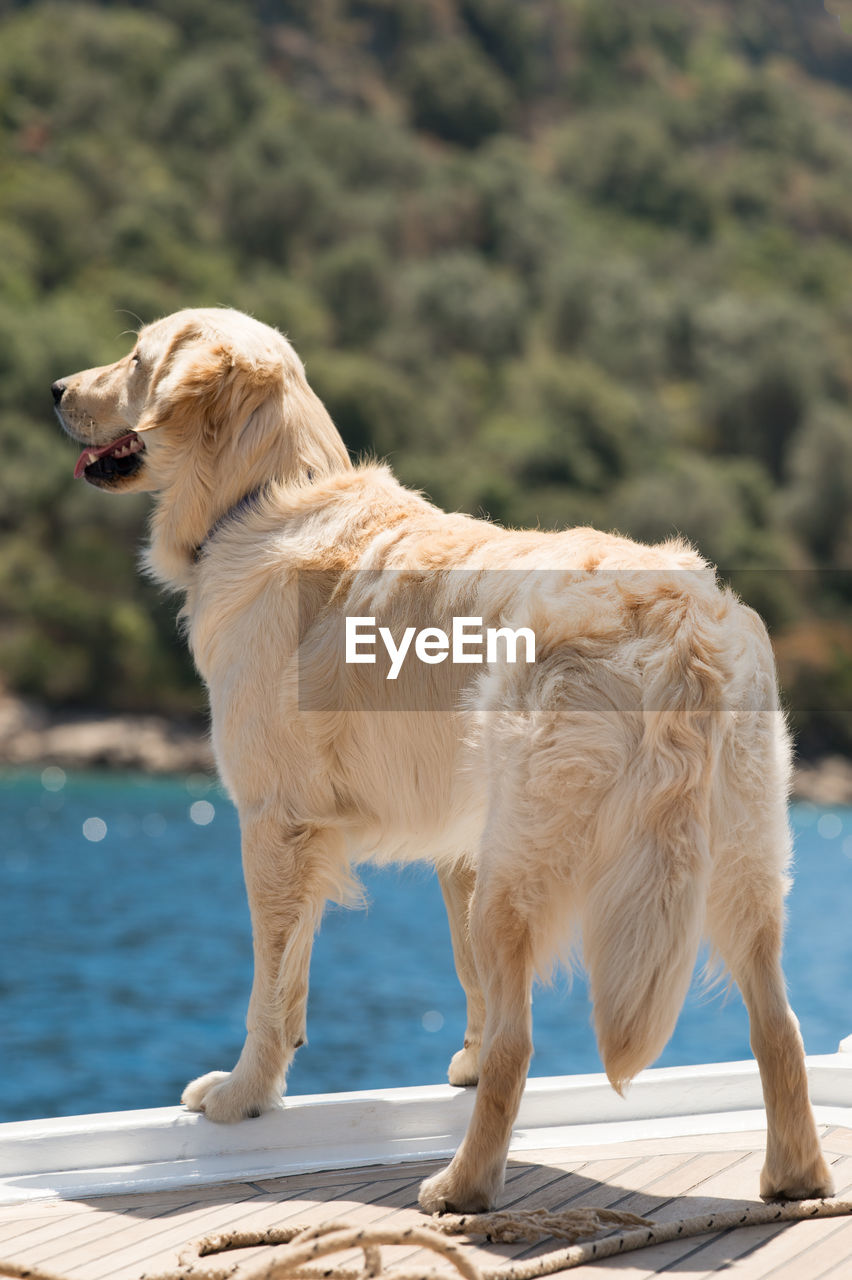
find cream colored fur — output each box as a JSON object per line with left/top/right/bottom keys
{"left": 55, "top": 307, "right": 833, "bottom": 1212}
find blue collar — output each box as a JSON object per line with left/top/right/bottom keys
{"left": 193, "top": 487, "right": 265, "bottom": 562}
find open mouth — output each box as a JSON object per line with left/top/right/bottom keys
{"left": 74, "top": 432, "right": 146, "bottom": 482}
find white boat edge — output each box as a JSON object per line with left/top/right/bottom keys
{"left": 2, "top": 1047, "right": 851, "bottom": 1205}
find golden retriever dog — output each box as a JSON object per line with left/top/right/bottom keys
{"left": 53, "top": 307, "right": 833, "bottom": 1212}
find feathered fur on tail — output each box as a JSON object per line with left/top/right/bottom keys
{"left": 581, "top": 576, "right": 727, "bottom": 1091}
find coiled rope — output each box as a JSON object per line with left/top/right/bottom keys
{"left": 2, "top": 1198, "right": 851, "bottom": 1280}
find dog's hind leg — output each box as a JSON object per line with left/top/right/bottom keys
{"left": 707, "top": 804, "right": 833, "bottom": 1200}
{"left": 182, "top": 818, "right": 345, "bottom": 1123}
{"left": 438, "top": 861, "right": 485, "bottom": 1087}
{"left": 419, "top": 874, "right": 533, "bottom": 1213}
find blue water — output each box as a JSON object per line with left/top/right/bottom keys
{"left": 1, "top": 770, "right": 851, "bottom": 1123}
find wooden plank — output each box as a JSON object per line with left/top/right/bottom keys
{"left": 399, "top": 1152, "right": 742, "bottom": 1275}
{"left": 386, "top": 1167, "right": 585, "bottom": 1276}
{"left": 70, "top": 1179, "right": 269, "bottom": 1215}
{"left": 515, "top": 1131, "right": 770, "bottom": 1163}
{"left": 499, "top": 1161, "right": 603, "bottom": 1208}
{"left": 560, "top": 1149, "right": 850, "bottom": 1277}
{"left": 0, "top": 1202, "right": 158, "bottom": 1258}
{"left": 0, "top": 1207, "right": 94, "bottom": 1251}
{"left": 74, "top": 1177, "right": 404, "bottom": 1280}
{"left": 96, "top": 1177, "right": 426, "bottom": 1280}
{"left": 190, "top": 1172, "right": 426, "bottom": 1279}
{"left": 819, "top": 1127, "right": 852, "bottom": 1157}
{"left": 813, "top": 1260, "right": 852, "bottom": 1280}
{"left": 203, "top": 1172, "right": 436, "bottom": 1280}
{"left": 250, "top": 1156, "right": 447, "bottom": 1193}
{"left": 755, "top": 1219, "right": 852, "bottom": 1280}
{"left": 34, "top": 1172, "right": 414, "bottom": 1280}
{"left": 391, "top": 1159, "right": 648, "bottom": 1276}
{"left": 470, "top": 1157, "right": 656, "bottom": 1272}
{"left": 639, "top": 1148, "right": 762, "bottom": 1212}
{"left": 499, "top": 1148, "right": 756, "bottom": 1277}
{"left": 0, "top": 1127, "right": 848, "bottom": 1280}
{"left": 572, "top": 1152, "right": 731, "bottom": 1217}
{"left": 19, "top": 1186, "right": 265, "bottom": 1276}
{"left": 0, "top": 1174, "right": 269, "bottom": 1259}
{"left": 639, "top": 1153, "right": 852, "bottom": 1279}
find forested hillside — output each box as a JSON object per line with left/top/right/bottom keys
{"left": 0, "top": 0, "right": 850, "bottom": 754}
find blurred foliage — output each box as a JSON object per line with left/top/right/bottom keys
{"left": 0, "top": 0, "right": 850, "bottom": 754}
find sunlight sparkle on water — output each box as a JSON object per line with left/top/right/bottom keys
{"left": 817, "top": 813, "right": 844, "bottom": 840}
{"left": 189, "top": 800, "right": 216, "bottom": 826}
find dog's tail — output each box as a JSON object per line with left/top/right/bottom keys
{"left": 580, "top": 575, "right": 726, "bottom": 1093}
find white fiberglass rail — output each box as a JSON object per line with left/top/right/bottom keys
{"left": 1, "top": 1049, "right": 851, "bottom": 1204}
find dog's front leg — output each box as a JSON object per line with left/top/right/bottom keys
{"left": 182, "top": 819, "right": 342, "bottom": 1123}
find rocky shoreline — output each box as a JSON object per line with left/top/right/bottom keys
{"left": 1, "top": 692, "right": 851, "bottom": 804}
{"left": 0, "top": 692, "right": 214, "bottom": 776}
{"left": 788, "top": 755, "right": 852, "bottom": 807}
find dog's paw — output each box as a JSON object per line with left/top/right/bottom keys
{"left": 447, "top": 1045, "right": 480, "bottom": 1088}
{"left": 418, "top": 1163, "right": 497, "bottom": 1215}
{"left": 181, "top": 1070, "right": 283, "bottom": 1124}
{"left": 760, "top": 1155, "right": 835, "bottom": 1202}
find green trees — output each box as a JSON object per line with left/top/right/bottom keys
{"left": 404, "top": 38, "right": 514, "bottom": 147}
{"left": 787, "top": 408, "right": 852, "bottom": 566}
{"left": 0, "top": 0, "right": 850, "bottom": 752}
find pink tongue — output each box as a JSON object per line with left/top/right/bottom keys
{"left": 73, "top": 433, "right": 138, "bottom": 479}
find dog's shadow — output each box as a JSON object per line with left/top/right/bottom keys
{"left": 59, "top": 1148, "right": 803, "bottom": 1276}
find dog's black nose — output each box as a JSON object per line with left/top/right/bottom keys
{"left": 51, "top": 381, "right": 66, "bottom": 405}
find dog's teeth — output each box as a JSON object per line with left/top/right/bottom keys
{"left": 88, "top": 452, "right": 97, "bottom": 463}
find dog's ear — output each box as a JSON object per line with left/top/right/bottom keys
{"left": 137, "top": 341, "right": 282, "bottom": 444}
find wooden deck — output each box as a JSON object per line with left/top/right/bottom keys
{"left": 1, "top": 1125, "right": 850, "bottom": 1280}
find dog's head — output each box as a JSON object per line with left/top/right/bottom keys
{"left": 53, "top": 308, "right": 350, "bottom": 581}
{"left": 54, "top": 308, "right": 322, "bottom": 492}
